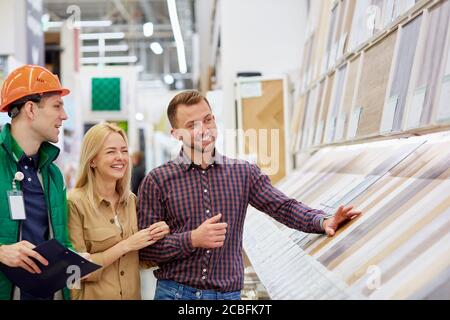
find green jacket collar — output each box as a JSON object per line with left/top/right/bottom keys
{"left": 0, "top": 123, "right": 60, "bottom": 169}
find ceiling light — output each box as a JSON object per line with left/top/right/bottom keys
{"left": 81, "top": 44, "right": 129, "bottom": 52}
{"left": 164, "top": 74, "right": 175, "bottom": 85}
{"left": 143, "top": 22, "right": 154, "bottom": 37}
{"left": 45, "top": 20, "right": 112, "bottom": 29}
{"left": 135, "top": 113, "right": 145, "bottom": 121}
{"left": 76, "top": 20, "right": 112, "bottom": 27}
{"left": 168, "top": 0, "right": 187, "bottom": 74}
{"left": 150, "top": 42, "right": 163, "bottom": 55}
{"left": 81, "top": 56, "right": 138, "bottom": 64}
{"left": 80, "top": 32, "right": 125, "bottom": 40}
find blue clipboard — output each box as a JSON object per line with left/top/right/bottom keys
{"left": 0, "top": 239, "right": 101, "bottom": 298}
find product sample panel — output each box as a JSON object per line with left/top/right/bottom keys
{"left": 241, "top": 79, "right": 286, "bottom": 184}
{"left": 355, "top": 30, "right": 397, "bottom": 138}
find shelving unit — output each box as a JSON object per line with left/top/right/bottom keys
{"left": 243, "top": 0, "right": 450, "bottom": 300}
{"left": 292, "top": 0, "right": 450, "bottom": 155}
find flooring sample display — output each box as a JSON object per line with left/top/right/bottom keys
{"left": 243, "top": 211, "right": 359, "bottom": 300}
{"left": 313, "top": 80, "right": 326, "bottom": 145}
{"left": 240, "top": 79, "right": 286, "bottom": 184}
{"left": 325, "top": 65, "right": 347, "bottom": 143}
{"left": 393, "top": 0, "right": 416, "bottom": 18}
{"left": 413, "top": 1, "right": 450, "bottom": 125}
{"left": 317, "top": 73, "right": 335, "bottom": 145}
{"left": 334, "top": 1, "right": 347, "bottom": 59}
{"left": 301, "top": 34, "right": 316, "bottom": 90}
{"left": 341, "top": 56, "right": 362, "bottom": 138}
{"left": 300, "top": 86, "right": 319, "bottom": 149}
{"left": 384, "top": 14, "right": 422, "bottom": 132}
{"left": 342, "top": 0, "right": 356, "bottom": 54}
{"left": 355, "top": 30, "right": 397, "bottom": 138}
{"left": 348, "top": 0, "right": 373, "bottom": 52}
{"left": 436, "top": 75, "right": 450, "bottom": 122}
{"left": 370, "top": 0, "right": 385, "bottom": 35}
{"left": 383, "top": 0, "right": 396, "bottom": 27}
{"left": 244, "top": 132, "right": 450, "bottom": 299}
{"left": 311, "top": 0, "right": 332, "bottom": 80}
{"left": 436, "top": 4, "right": 450, "bottom": 123}
{"left": 325, "top": 2, "right": 339, "bottom": 69}
{"left": 290, "top": 94, "right": 307, "bottom": 153}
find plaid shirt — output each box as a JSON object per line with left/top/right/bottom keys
{"left": 137, "top": 149, "right": 325, "bottom": 292}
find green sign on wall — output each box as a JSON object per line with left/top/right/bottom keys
{"left": 91, "top": 77, "right": 121, "bottom": 111}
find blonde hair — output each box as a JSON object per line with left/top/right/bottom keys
{"left": 74, "top": 122, "right": 131, "bottom": 210}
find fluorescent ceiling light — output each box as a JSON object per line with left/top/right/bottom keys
{"left": 81, "top": 44, "right": 129, "bottom": 52}
{"left": 80, "top": 32, "right": 125, "bottom": 40}
{"left": 167, "top": 0, "right": 187, "bottom": 74}
{"left": 76, "top": 20, "right": 112, "bottom": 27}
{"left": 143, "top": 22, "right": 154, "bottom": 37}
{"left": 150, "top": 42, "right": 163, "bottom": 55}
{"left": 45, "top": 20, "right": 112, "bottom": 29}
{"left": 81, "top": 56, "right": 138, "bottom": 64}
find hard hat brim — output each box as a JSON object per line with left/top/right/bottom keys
{"left": 0, "top": 87, "right": 71, "bottom": 112}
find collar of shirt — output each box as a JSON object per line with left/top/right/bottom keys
{"left": 10, "top": 134, "right": 25, "bottom": 162}
{"left": 12, "top": 137, "right": 39, "bottom": 170}
{"left": 18, "top": 153, "right": 40, "bottom": 169}
{"left": 173, "top": 148, "right": 225, "bottom": 171}
{"left": 9, "top": 131, "right": 57, "bottom": 170}
{"left": 93, "top": 191, "right": 130, "bottom": 209}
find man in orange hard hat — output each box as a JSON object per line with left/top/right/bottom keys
{"left": 0, "top": 65, "right": 83, "bottom": 300}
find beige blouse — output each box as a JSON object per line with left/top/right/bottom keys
{"left": 67, "top": 188, "right": 141, "bottom": 300}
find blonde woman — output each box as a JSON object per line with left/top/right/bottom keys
{"left": 68, "top": 122, "right": 169, "bottom": 300}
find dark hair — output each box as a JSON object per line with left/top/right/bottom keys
{"left": 8, "top": 91, "right": 61, "bottom": 118}
{"left": 167, "top": 90, "right": 211, "bottom": 128}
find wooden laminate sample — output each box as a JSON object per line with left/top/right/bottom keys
{"left": 301, "top": 86, "right": 319, "bottom": 149}
{"left": 312, "top": 80, "right": 326, "bottom": 145}
{"left": 313, "top": 0, "right": 334, "bottom": 80}
{"left": 317, "top": 151, "right": 450, "bottom": 267}
{"left": 326, "top": 65, "right": 347, "bottom": 142}
{"left": 317, "top": 73, "right": 335, "bottom": 145}
{"left": 342, "top": 0, "right": 357, "bottom": 54}
{"left": 290, "top": 94, "right": 307, "bottom": 153}
{"left": 241, "top": 79, "right": 286, "bottom": 183}
{"left": 341, "top": 55, "right": 361, "bottom": 138}
{"left": 355, "top": 30, "right": 398, "bottom": 138}
{"left": 334, "top": 0, "right": 347, "bottom": 44}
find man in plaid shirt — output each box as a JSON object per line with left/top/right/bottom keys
{"left": 138, "top": 90, "right": 361, "bottom": 300}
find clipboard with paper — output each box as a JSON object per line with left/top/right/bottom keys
{"left": 0, "top": 239, "right": 101, "bottom": 298}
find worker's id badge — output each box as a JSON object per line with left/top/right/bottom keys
{"left": 7, "top": 190, "right": 27, "bottom": 220}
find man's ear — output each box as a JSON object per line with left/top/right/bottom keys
{"left": 23, "top": 101, "right": 37, "bottom": 120}
{"left": 171, "top": 128, "right": 182, "bottom": 140}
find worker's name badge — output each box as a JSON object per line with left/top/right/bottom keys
{"left": 7, "top": 190, "right": 26, "bottom": 220}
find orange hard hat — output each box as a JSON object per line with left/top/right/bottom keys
{"left": 0, "top": 64, "right": 70, "bottom": 112}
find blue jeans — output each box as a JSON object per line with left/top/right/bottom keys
{"left": 154, "top": 279, "right": 241, "bottom": 300}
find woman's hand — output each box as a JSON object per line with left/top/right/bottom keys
{"left": 149, "top": 221, "right": 170, "bottom": 242}
{"left": 122, "top": 228, "right": 155, "bottom": 253}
